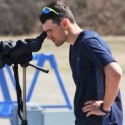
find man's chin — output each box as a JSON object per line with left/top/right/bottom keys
{"left": 55, "top": 42, "right": 65, "bottom": 47}
{"left": 55, "top": 44, "right": 60, "bottom": 47}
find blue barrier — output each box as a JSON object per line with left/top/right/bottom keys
{"left": 0, "top": 53, "right": 72, "bottom": 124}
{"left": 0, "top": 68, "right": 16, "bottom": 124}
{"left": 27, "top": 53, "right": 72, "bottom": 109}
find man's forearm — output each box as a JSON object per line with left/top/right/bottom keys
{"left": 103, "top": 62, "right": 122, "bottom": 110}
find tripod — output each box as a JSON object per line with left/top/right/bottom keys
{"left": 21, "top": 64, "right": 49, "bottom": 125}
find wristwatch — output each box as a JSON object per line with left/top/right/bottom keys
{"left": 98, "top": 103, "right": 110, "bottom": 114}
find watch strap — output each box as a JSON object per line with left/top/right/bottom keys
{"left": 98, "top": 103, "right": 110, "bottom": 114}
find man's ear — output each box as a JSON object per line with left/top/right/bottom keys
{"left": 61, "top": 18, "right": 69, "bottom": 29}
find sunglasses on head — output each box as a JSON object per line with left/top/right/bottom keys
{"left": 42, "top": 7, "right": 59, "bottom": 15}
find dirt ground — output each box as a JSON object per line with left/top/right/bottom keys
{"left": 0, "top": 35, "right": 125, "bottom": 124}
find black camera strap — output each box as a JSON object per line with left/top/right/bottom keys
{"left": 13, "top": 64, "right": 23, "bottom": 120}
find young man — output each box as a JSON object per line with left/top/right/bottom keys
{"left": 39, "top": 1, "right": 123, "bottom": 125}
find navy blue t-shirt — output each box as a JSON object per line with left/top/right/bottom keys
{"left": 69, "top": 30, "right": 123, "bottom": 125}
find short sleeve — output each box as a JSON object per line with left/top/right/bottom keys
{"left": 80, "top": 38, "right": 116, "bottom": 68}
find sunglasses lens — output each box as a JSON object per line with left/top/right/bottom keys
{"left": 43, "top": 8, "right": 50, "bottom": 14}
{"left": 42, "top": 7, "right": 59, "bottom": 16}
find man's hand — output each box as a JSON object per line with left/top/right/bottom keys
{"left": 82, "top": 100, "right": 105, "bottom": 117}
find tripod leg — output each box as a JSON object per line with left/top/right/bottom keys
{"left": 23, "top": 67, "right": 27, "bottom": 121}
{"left": 21, "top": 67, "right": 28, "bottom": 125}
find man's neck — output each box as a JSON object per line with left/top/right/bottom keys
{"left": 66, "top": 23, "right": 83, "bottom": 45}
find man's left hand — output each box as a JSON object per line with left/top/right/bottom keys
{"left": 82, "top": 100, "right": 105, "bottom": 117}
